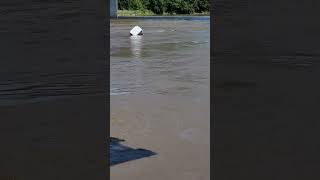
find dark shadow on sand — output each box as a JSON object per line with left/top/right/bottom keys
{"left": 110, "top": 137, "right": 156, "bottom": 166}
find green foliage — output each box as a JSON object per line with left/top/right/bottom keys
{"left": 118, "top": 0, "right": 129, "bottom": 10}
{"left": 165, "top": 0, "right": 194, "bottom": 14}
{"left": 193, "top": 0, "right": 210, "bottom": 13}
{"left": 118, "top": 0, "right": 210, "bottom": 15}
{"left": 118, "top": 9, "right": 155, "bottom": 16}
{"left": 144, "top": 0, "right": 166, "bottom": 14}
{"left": 128, "top": 0, "right": 144, "bottom": 10}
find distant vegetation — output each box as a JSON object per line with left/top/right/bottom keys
{"left": 118, "top": 0, "right": 210, "bottom": 15}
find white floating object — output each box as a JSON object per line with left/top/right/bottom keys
{"left": 130, "top": 26, "right": 143, "bottom": 36}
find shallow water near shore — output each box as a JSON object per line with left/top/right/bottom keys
{"left": 111, "top": 19, "right": 210, "bottom": 180}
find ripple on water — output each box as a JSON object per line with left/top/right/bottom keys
{"left": 0, "top": 72, "right": 105, "bottom": 105}
{"left": 111, "top": 19, "right": 210, "bottom": 96}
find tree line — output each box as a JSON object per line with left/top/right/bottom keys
{"left": 118, "top": 0, "right": 210, "bottom": 14}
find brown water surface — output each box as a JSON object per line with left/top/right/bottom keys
{"left": 111, "top": 18, "right": 210, "bottom": 180}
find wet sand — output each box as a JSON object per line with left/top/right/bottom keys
{"left": 111, "top": 19, "right": 210, "bottom": 180}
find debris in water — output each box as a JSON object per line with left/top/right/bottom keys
{"left": 130, "top": 26, "right": 143, "bottom": 36}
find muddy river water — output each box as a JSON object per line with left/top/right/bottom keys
{"left": 111, "top": 18, "right": 210, "bottom": 180}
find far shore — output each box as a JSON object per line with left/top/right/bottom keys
{"left": 113, "top": 15, "right": 210, "bottom": 20}
{"left": 117, "top": 9, "right": 209, "bottom": 17}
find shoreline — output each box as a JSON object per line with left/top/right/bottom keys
{"left": 116, "top": 9, "right": 209, "bottom": 17}
{"left": 111, "top": 16, "right": 210, "bottom": 20}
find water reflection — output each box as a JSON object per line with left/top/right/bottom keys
{"left": 130, "top": 35, "right": 143, "bottom": 58}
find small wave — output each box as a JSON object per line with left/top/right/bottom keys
{"left": 110, "top": 88, "right": 130, "bottom": 96}
{"left": 155, "top": 29, "right": 165, "bottom": 32}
